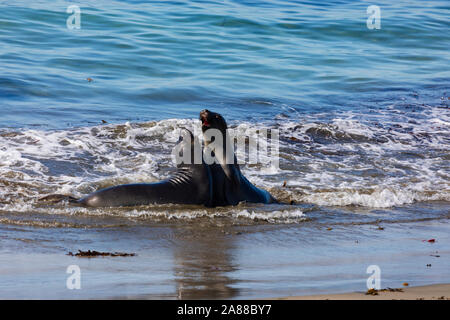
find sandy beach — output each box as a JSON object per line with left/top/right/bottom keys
{"left": 0, "top": 211, "right": 448, "bottom": 299}
{"left": 276, "top": 283, "right": 450, "bottom": 300}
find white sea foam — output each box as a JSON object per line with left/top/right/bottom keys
{"left": 121, "top": 206, "right": 306, "bottom": 223}
{"left": 233, "top": 208, "right": 305, "bottom": 223}
{"left": 0, "top": 105, "right": 449, "bottom": 215}
{"left": 294, "top": 188, "right": 448, "bottom": 208}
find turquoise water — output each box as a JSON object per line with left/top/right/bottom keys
{"left": 1, "top": 0, "right": 448, "bottom": 128}
{"left": 0, "top": 1, "right": 449, "bottom": 299}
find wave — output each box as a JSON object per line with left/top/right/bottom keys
{"left": 0, "top": 104, "right": 449, "bottom": 218}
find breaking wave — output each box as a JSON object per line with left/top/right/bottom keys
{"left": 0, "top": 103, "right": 449, "bottom": 222}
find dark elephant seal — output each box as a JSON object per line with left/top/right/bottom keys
{"left": 41, "top": 129, "right": 213, "bottom": 207}
{"left": 199, "top": 109, "right": 277, "bottom": 206}
{"left": 78, "top": 129, "right": 212, "bottom": 207}
{"left": 41, "top": 111, "right": 277, "bottom": 207}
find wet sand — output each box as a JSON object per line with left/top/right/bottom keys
{"left": 276, "top": 283, "right": 450, "bottom": 300}
{"left": 0, "top": 205, "right": 449, "bottom": 300}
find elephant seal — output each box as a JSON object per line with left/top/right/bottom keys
{"left": 41, "top": 110, "right": 277, "bottom": 207}
{"left": 77, "top": 129, "right": 212, "bottom": 207}
{"left": 41, "top": 129, "right": 213, "bottom": 207}
{"left": 199, "top": 109, "right": 277, "bottom": 206}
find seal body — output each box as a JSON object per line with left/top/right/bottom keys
{"left": 78, "top": 129, "right": 213, "bottom": 208}
{"left": 78, "top": 165, "right": 212, "bottom": 207}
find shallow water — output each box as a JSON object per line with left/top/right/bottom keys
{"left": 1, "top": 207, "right": 449, "bottom": 299}
{"left": 0, "top": 0, "right": 449, "bottom": 298}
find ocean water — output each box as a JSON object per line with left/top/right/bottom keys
{"left": 0, "top": 0, "right": 449, "bottom": 299}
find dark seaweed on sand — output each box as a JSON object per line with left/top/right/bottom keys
{"left": 67, "top": 250, "right": 136, "bottom": 257}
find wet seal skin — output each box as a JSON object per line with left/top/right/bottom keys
{"left": 41, "top": 128, "right": 213, "bottom": 207}
{"left": 40, "top": 110, "right": 277, "bottom": 208}
{"left": 199, "top": 109, "right": 278, "bottom": 206}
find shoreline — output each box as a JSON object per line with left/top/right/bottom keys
{"left": 274, "top": 283, "right": 450, "bottom": 300}
{"left": 1, "top": 210, "right": 448, "bottom": 299}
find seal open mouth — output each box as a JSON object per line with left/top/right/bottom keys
{"left": 200, "top": 109, "right": 211, "bottom": 129}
